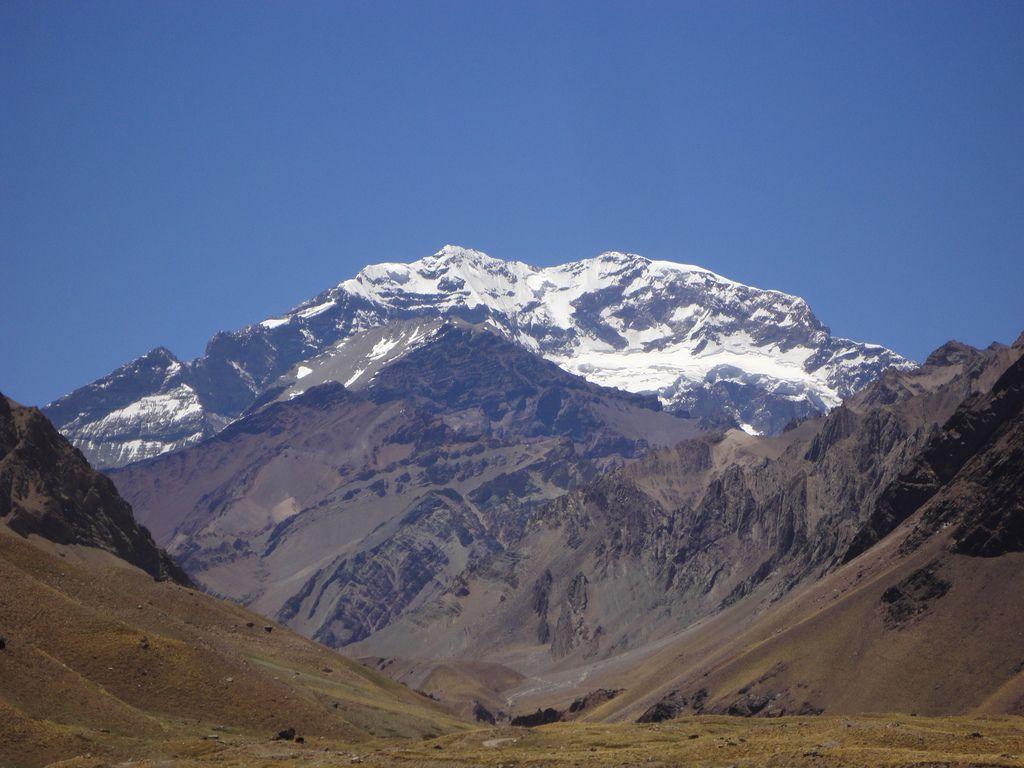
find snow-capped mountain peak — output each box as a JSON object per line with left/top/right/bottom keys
{"left": 46, "top": 245, "right": 913, "bottom": 467}
{"left": 340, "top": 244, "right": 539, "bottom": 316}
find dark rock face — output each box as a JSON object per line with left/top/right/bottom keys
{"left": 844, "top": 461, "right": 941, "bottom": 564}
{"left": 365, "top": 325, "right": 674, "bottom": 461}
{"left": 803, "top": 405, "right": 858, "bottom": 462}
{"left": 531, "top": 569, "right": 553, "bottom": 644}
{"left": 0, "top": 394, "right": 188, "bottom": 585}
{"left": 850, "top": 351, "right": 1024, "bottom": 562}
{"left": 880, "top": 564, "right": 952, "bottom": 629}
{"left": 551, "top": 572, "right": 592, "bottom": 657}
{"left": 510, "top": 707, "right": 562, "bottom": 727}
{"left": 637, "top": 689, "right": 707, "bottom": 723}
{"left": 726, "top": 694, "right": 774, "bottom": 717}
{"left": 924, "top": 340, "right": 983, "bottom": 368}
{"left": 504, "top": 689, "right": 623, "bottom": 726}
{"left": 952, "top": 473, "right": 1024, "bottom": 556}
{"left": 946, "top": 358, "right": 1024, "bottom": 557}
{"left": 472, "top": 701, "right": 496, "bottom": 725}
{"left": 566, "top": 688, "right": 621, "bottom": 716}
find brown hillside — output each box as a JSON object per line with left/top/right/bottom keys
{"left": 0, "top": 527, "right": 465, "bottom": 768}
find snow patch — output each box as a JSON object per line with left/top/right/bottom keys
{"left": 260, "top": 316, "right": 290, "bottom": 329}
{"left": 297, "top": 299, "right": 336, "bottom": 319}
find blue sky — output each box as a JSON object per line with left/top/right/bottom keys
{"left": 2, "top": 1, "right": 1022, "bottom": 406}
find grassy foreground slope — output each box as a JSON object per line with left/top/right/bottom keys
{"left": 40, "top": 714, "right": 1024, "bottom": 767}
{"left": 0, "top": 528, "right": 466, "bottom": 768}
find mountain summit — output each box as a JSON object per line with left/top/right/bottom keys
{"left": 46, "top": 246, "right": 910, "bottom": 467}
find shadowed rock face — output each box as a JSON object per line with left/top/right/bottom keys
{"left": 510, "top": 707, "right": 562, "bottom": 727}
{"left": 880, "top": 562, "right": 951, "bottom": 629}
{"left": 0, "top": 394, "right": 188, "bottom": 584}
{"left": 638, "top": 689, "right": 709, "bottom": 723}
{"left": 847, "top": 347, "right": 1024, "bottom": 562}
{"left": 364, "top": 324, "right": 674, "bottom": 460}
{"left": 895, "top": 351, "right": 1024, "bottom": 559}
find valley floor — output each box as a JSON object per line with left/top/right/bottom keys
{"left": 43, "top": 714, "right": 1024, "bottom": 768}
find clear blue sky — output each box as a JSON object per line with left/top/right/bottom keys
{"left": 2, "top": 1, "right": 1022, "bottom": 406}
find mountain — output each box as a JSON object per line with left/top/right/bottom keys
{"left": 0, "top": 395, "right": 463, "bottom": 768}
{"left": 108, "top": 298, "right": 1023, "bottom": 724}
{"left": 110, "top": 322, "right": 700, "bottom": 648}
{"left": 46, "top": 245, "right": 911, "bottom": 468}
{"left": 1, "top": 393, "right": 187, "bottom": 584}
{"left": 41, "top": 347, "right": 232, "bottom": 469}
{"left": 585, "top": 335, "right": 1024, "bottom": 722}
{"left": 346, "top": 334, "right": 1023, "bottom": 718}
{"left": 3, "top": 386, "right": 1017, "bottom": 768}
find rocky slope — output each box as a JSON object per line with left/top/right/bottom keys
{"left": 111, "top": 323, "right": 700, "bottom": 647}
{"left": 1, "top": 393, "right": 187, "bottom": 583}
{"left": 351, "top": 333, "right": 1022, "bottom": 716}
{"left": 584, "top": 339, "right": 1024, "bottom": 722}
{"left": 46, "top": 245, "right": 910, "bottom": 467}
{"left": 0, "top": 404, "right": 465, "bottom": 768}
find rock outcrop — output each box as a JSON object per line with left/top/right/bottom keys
{"left": 0, "top": 394, "right": 187, "bottom": 584}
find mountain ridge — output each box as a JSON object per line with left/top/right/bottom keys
{"left": 46, "top": 245, "right": 911, "bottom": 467}
{"left": 109, "top": 321, "right": 701, "bottom": 647}
{"left": 341, "top": 332, "right": 1022, "bottom": 717}
{"left": 0, "top": 393, "right": 188, "bottom": 584}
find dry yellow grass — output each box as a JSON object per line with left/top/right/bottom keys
{"left": 0, "top": 528, "right": 467, "bottom": 768}
{"left": 40, "top": 714, "right": 1024, "bottom": 767}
